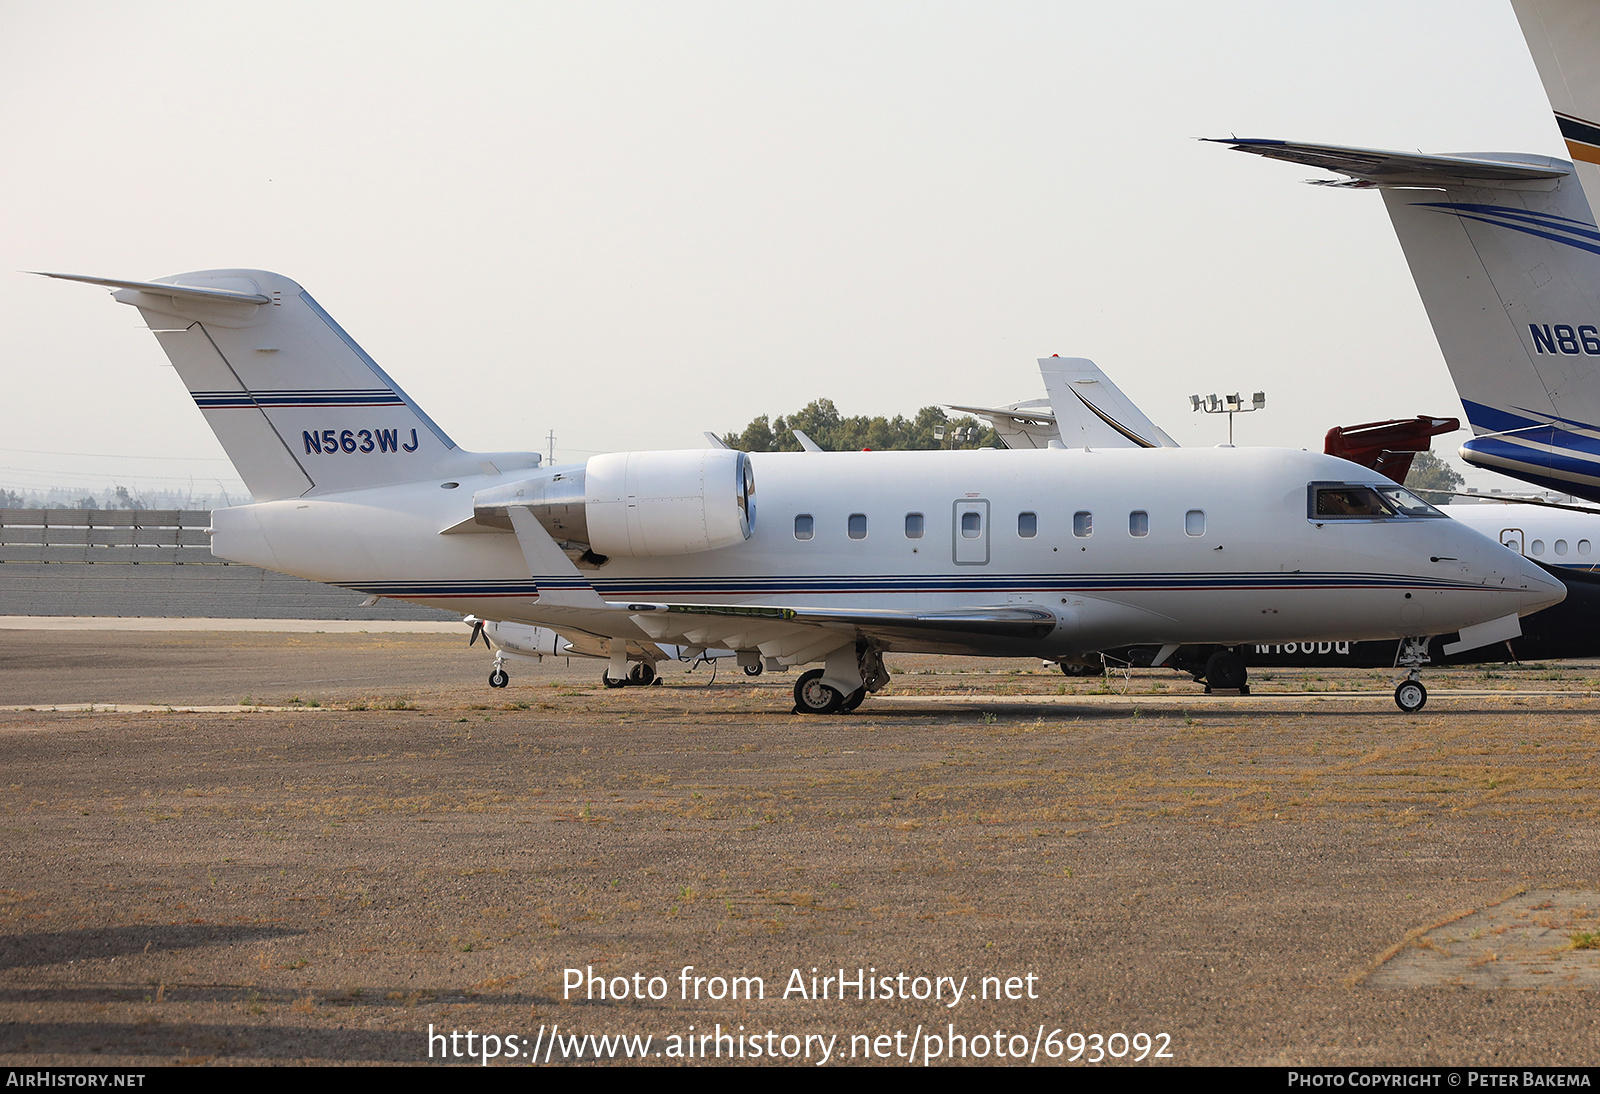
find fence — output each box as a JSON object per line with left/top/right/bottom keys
{"left": 0, "top": 509, "right": 456, "bottom": 620}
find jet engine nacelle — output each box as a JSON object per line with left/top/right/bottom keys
{"left": 584, "top": 449, "right": 756, "bottom": 557}
{"left": 475, "top": 449, "right": 756, "bottom": 558}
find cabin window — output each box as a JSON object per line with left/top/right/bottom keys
{"left": 1532, "top": 539, "right": 1546, "bottom": 555}
{"left": 1018, "top": 511, "right": 1037, "bottom": 538}
{"left": 848, "top": 513, "right": 868, "bottom": 540}
{"left": 1582, "top": 539, "right": 1592, "bottom": 555}
{"left": 794, "top": 514, "right": 814, "bottom": 541}
{"left": 1557, "top": 539, "right": 1570, "bottom": 556}
{"left": 1185, "top": 509, "right": 1206, "bottom": 537}
{"left": 1129, "top": 510, "right": 1149, "bottom": 538}
{"left": 961, "top": 511, "right": 983, "bottom": 538}
{"left": 1073, "top": 511, "right": 1092, "bottom": 538}
{"left": 905, "top": 512, "right": 924, "bottom": 539}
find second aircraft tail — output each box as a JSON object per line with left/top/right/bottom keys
{"left": 1215, "top": 138, "right": 1600, "bottom": 499}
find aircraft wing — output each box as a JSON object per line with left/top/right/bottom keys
{"left": 490, "top": 478, "right": 1061, "bottom": 657}
{"left": 1206, "top": 138, "right": 1570, "bottom": 186}
{"left": 626, "top": 602, "right": 1060, "bottom": 659}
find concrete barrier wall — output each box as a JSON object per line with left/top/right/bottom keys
{"left": 0, "top": 509, "right": 456, "bottom": 620}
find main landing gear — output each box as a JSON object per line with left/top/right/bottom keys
{"left": 1202, "top": 648, "right": 1248, "bottom": 694}
{"left": 1056, "top": 653, "right": 1105, "bottom": 678}
{"left": 1393, "top": 636, "right": 1430, "bottom": 713}
{"left": 791, "top": 643, "right": 885, "bottom": 714}
{"left": 792, "top": 669, "right": 866, "bottom": 714}
{"left": 602, "top": 661, "right": 662, "bottom": 688}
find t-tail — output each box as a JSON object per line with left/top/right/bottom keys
{"left": 1212, "top": 138, "right": 1600, "bottom": 501}
{"left": 35, "top": 269, "right": 518, "bottom": 501}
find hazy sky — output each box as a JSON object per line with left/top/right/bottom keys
{"left": 0, "top": 1, "right": 1563, "bottom": 498}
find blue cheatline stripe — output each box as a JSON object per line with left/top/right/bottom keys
{"left": 336, "top": 571, "right": 1487, "bottom": 600}
{"left": 1557, "top": 113, "right": 1600, "bottom": 150}
{"left": 1422, "top": 202, "right": 1600, "bottom": 236}
{"left": 298, "top": 291, "right": 457, "bottom": 450}
{"left": 191, "top": 388, "right": 407, "bottom": 408}
{"left": 1461, "top": 436, "right": 1600, "bottom": 483}
{"left": 1412, "top": 202, "right": 1600, "bottom": 256}
{"left": 1460, "top": 401, "right": 1600, "bottom": 453}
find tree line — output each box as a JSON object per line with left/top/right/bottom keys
{"left": 720, "top": 399, "right": 1470, "bottom": 499}
{"left": 721, "top": 399, "right": 998, "bottom": 452}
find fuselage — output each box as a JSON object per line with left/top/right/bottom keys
{"left": 1441, "top": 503, "right": 1600, "bottom": 571}
{"left": 211, "top": 445, "right": 1563, "bottom": 660}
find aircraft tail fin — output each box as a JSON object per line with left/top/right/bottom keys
{"left": 1214, "top": 138, "right": 1600, "bottom": 497}
{"left": 1038, "top": 357, "right": 1179, "bottom": 449}
{"left": 1323, "top": 416, "right": 1460, "bottom": 483}
{"left": 40, "top": 269, "right": 465, "bottom": 501}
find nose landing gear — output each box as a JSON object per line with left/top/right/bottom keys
{"left": 1393, "top": 636, "right": 1431, "bottom": 712}
{"left": 1394, "top": 675, "right": 1427, "bottom": 713}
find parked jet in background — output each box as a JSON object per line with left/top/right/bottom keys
{"left": 1511, "top": 0, "right": 1600, "bottom": 218}
{"left": 465, "top": 615, "right": 738, "bottom": 688}
{"left": 44, "top": 270, "right": 1562, "bottom": 712}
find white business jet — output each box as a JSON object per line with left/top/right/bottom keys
{"left": 42, "top": 270, "right": 1562, "bottom": 713}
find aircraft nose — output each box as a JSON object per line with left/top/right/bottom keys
{"left": 1509, "top": 553, "right": 1566, "bottom": 616}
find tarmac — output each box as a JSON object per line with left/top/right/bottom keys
{"left": 3, "top": 624, "right": 1600, "bottom": 1066}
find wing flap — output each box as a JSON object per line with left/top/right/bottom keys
{"left": 627, "top": 602, "right": 1060, "bottom": 656}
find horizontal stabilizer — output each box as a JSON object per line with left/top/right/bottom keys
{"left": 1207, "top": 139, "right": 1570, "bottom": 187}
{"left": 31, "top": 271, "right": 272, "bottom": 305}
{"left": 946, "top": 399, "right": 1057, "bottom": 450}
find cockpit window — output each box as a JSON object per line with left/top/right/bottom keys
{"left": 1309, "top": 482, "right": 1448, "bottom": 521}
{"left": 1310, "top": 485, "right": 1394, "bottom": 519}
{"left": 1375, "top": 485, "right": 1446, "bottom": 518}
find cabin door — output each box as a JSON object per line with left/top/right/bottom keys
{"left": 952, "top": 499, "right": 990, "bottom": 565}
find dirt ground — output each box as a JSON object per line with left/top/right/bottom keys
{"left": 3, "top": 629, "right": 1600, "bottom": 1067}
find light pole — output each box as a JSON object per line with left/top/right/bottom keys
{"left": 1189, "top": 391, "right": 1265, "bottom": 444}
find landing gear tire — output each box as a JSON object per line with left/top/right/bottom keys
{"left": 793, "top": 669, "right": 843, "bottom": 714}
{"left": 1204, "top": 649, "right": 1248, "bottom": 693}
{"left": 489, "top": 668, "right": 509, "bottom": 688}
{"left": 1060, "top": 657, "right": 1105, "bottom": 678}
{"left": 1394, "top": 679, "right": 1427, "bottom": 713}
{"left": 602, "top": 674, "right": 627, "bottom": 689}
{"left": 628, "top": 662, "right": 656, "bottom": 686}
{"left": 841, "top": 686, "right": 866, "bottom": 712}
{"left": 743, "top": 664, "right": 763, "bottom": 677}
